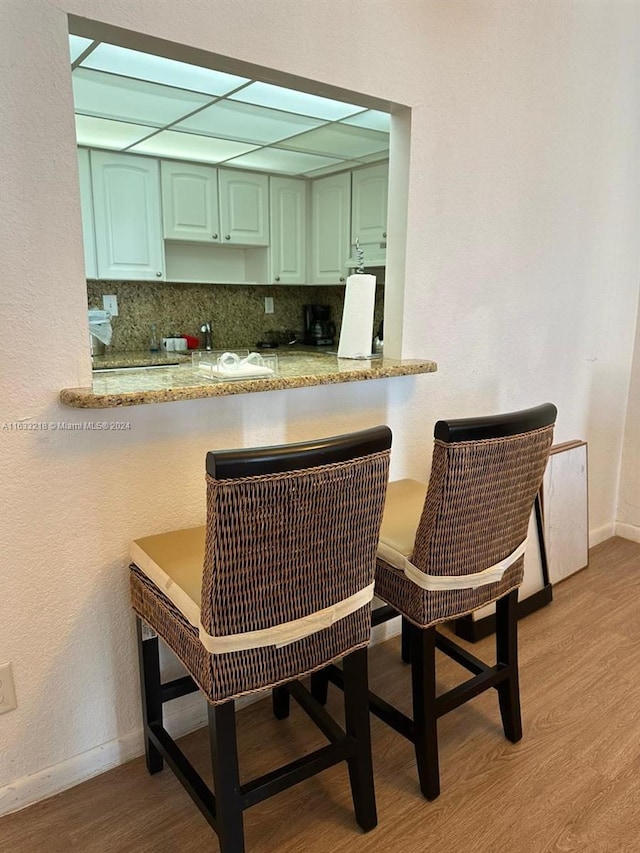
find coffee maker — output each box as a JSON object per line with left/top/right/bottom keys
{"left": 303, "top": 305, "right": 336, "bottom": 346}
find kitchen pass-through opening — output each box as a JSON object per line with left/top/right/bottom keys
{"left": 68, "top": 14, "right": 411, "bottom": 358}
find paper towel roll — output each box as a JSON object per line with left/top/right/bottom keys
{"left": 337, "top": 274, "right": 376, "bottom": 359}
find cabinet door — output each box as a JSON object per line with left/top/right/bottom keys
{"left": 350, "top": 162, "right": 388, "bottom": 265}
{"left": 269, "top": 177, "right": 306, "bottom": 284}
{"left": 310, "top": 172, "right": 351, "bottom": 284}
{"left": 77, "top": 148, "right": 97, "bottom": 279}
{"left": 161, "top": 161, "right": 220, "bottom": 242}
{"left": 91, "top": 151, "right": 165, "bottom": 280}
{"left": 218, "top": 169, "right": 269, "bottom": 246}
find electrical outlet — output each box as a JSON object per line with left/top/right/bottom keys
{"left": 0, "top": 662, "right": 17, "bottom": 715}
{"left": 264, "top": 296, "right": 274, "bottom": 315}
{"left": 102, "top": 294, "right": 119, "bottom": 317}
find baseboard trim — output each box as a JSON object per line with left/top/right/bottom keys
{"left": 589, "top": 523, "right": 615, "bottom": 548}
{"left": 0, "top": 622, "right": 400, "bottom": 819}
{"left": 615, "top": 522, "right": 640, "bottom": 544}
{"left": 0, "top": 690, "right": 212, "bottom": 819}
{"left": 0, "top": 728, "right": 144, "bottom": 820}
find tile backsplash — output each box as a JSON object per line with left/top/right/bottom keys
{"left": 87, "top": 278, "right": 384, "bottom": 352}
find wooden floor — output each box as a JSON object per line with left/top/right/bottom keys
{"left": 2, "top": 537, "right": 639, "bottom": 853}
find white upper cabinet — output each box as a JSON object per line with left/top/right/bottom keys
{"left": 269, "top": 177, "right": 307, "bottom": 284}
{"left": 161, "top": 161, "right": 220, "bottom": 242}
{"left": 218, "top": 169, "right": 269, "bottom": 246}
{"left": 310, "top": 171, "right": 351, "bottom": 285}
{"left": 77, "top": 148, "right": 97, "bottom": 279}
{"left": 350, "top": 162, "right": 388, "bottom": 266}
{"left": 79, "top": 146, "right": 388, "bottom": 284}
{"left": 90, "top": 150, "right": 165, "bottom": 280}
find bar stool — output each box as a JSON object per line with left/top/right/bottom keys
{"left": 129, "top": 425, "right": 391, "bottom": 853}
{"left": 314, "top": 404, "right": 556, "bottom": 801}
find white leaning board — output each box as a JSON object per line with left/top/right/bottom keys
{"left": 543, "top": 441, "right": 589, "bottom": 583}
{"left": 472, "top": 507, "right": 545, "bottom": 621}
{"left": 469, "top": 440, "right": 589, "bottom": 623}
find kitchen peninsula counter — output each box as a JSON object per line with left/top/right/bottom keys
{"left": 61, "top": 351, "right": 437, "bottom": 409}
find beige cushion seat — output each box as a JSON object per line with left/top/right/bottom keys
{"left": 376, "top": 479, "right": 428, "bottom": 570}
{"left": 377, "top": 477, "right": 531, "bottom": 601}
{"left": 130, "top": 525, "right": 205, "bottom": 629}
{"left": 131, "top": 523, "right": 378, "bottom": 655}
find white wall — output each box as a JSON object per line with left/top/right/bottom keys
{"left": 1, "top": 0, "right": 639, "bottom": 813}
{"left": 618, "top": 305, "right": 640, "bottom": 540}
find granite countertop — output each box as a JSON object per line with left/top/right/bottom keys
{"left": 61, "top": 351, "right": 437, "bottom": 408}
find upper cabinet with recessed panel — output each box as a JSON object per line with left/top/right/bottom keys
{"left": 269, "top": 177, "right": 307, "bottom": 285}
{"left": 78, "top": 145, "right": 390, "bottom": 284}
{"left": 309, "top": 172, "right": 351, "bottom": 285}
{"left": 162, "top": 161, "right": 269, "bottom": 247}
{"left": 160, "top": 163, "right": 270, "bottom": 283}
{"left": 77, "top": 148, "right": 97, "bottom": 279}
{"left": 90, "top": 150, "right": 165, "bottom": 280}
{"left": 218, "top": 170, "right": 269, "bottom": 246}
{"left": 350, "top": 162, "right": 388, "bottom": 267}
{"left": 161, "top": 161, "right": 220, "bottom": 242}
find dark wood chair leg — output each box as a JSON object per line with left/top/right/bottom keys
{"left": 342, "top": 647, "right": 377, "bottom": 832}
{"left": 496, "top": 589, "right": 523, "bottom": 743}
{"left": 135, "top": 618, "right": 164, "bottom": 775}
{"left": 272, "top": 685, "right": 290, "bottom": 719}
{"left": 310, "top": 670, "right": 329, "bottom": 705}
{"left": 208, "top": 701, "right": 245, "bottom": 853}
{"left": 401, "top": 617, "right": 412, "bottom": 664}
{"left": 410, "top": 624, "right": 440, "bottom": 800}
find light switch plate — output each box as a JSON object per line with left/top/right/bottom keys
{"left": 0, "top": 662, "right": 17, "bottom": 715}
{"left": 264, "top": 296, "right": 274, "bottom": 314}
{"left": 103, "top": 294, "right": 119, "bottom": 316}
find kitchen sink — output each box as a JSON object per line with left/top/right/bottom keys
{"left": 92, "top": 361, "right": 181, "bottom": 372}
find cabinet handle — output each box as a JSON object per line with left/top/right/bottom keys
{"left": 382, "top": 231, "right": 387, "bottom": 238}
{"left": 224, "top": 234, "right": 231, "bottom": 240}
{"left": 156, "top": 272, "right": 162, "bottom": 277}
{"left": 212, "top": 233, "right": 218, "bottom": 240}
{"left": 275, "top": 275, "right": 280, "bottom": 282}
{"left": 339, "top": 276, "right": 345, "bottom": 282}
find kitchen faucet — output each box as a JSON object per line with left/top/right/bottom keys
{"left": 200, "top": 321, "right": 213, "bottom": 351}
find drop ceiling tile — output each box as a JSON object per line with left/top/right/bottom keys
{"left": 357, "top": 150, "right": 390, "bottom": 163}
{"left": 224, "top": 147, "right": 344, "bottom": 176}
{"left": 341, "top": 109, "right": 391, "bottom": 133}
{"left": 72, "top": 68, "right": 213, "bottom": 127}
{"left": 276, "top": 124, "right": 389, "bottom": 159}
{"left": 69, "top": 35, "right": 94, "bottom": 63}
{"left": 174, "top": 99, "right": 325, "bottom": 145}
{"left": 129, "top": 130, "right": 258, "bottom": 163}
{"left": 75, "top": 115, "right": 156, "bottom": 149}
{"left": 229, "top": 81, "right": 365, "bottom": 121}
{"left": 304, "top": 161, "right": 362, "bottom": 179}
{"left": 81, "top": 43, "right": 248, "bottom": 95}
